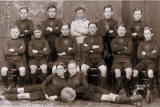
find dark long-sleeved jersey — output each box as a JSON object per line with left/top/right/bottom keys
{"left": 55, "top": 36, "right": 77, "bottom": 59}
{"left": 4, "top": 38, "right": 25, "bottom": 58}
{"left": 82, "top": 35, "right": 104, "bottom": 59}
{"left": 97, "top": 18, "right": 118, "bottom": 54}
{"left": 41, "top": 74, "right": 67, "bottom": 96}
{"left": 28, "top": 38, "right": 49, "bottom": 59}
{"left": 42, "top": 18, "right": 62, "bottom": 42}
{"left": 129, "top": 20, "right": 146, "bottom": 40}
{"left": 137, "top": 40, "right": 159, "bottom": 62}
{"left": 111, "top": 36, "right": 133, "bottom": 61}
{"left": 67, "top": 72, "right": 88, "bottom": 93}
{"left": 15, "top": 19, "right": 33, "bottom": 38}
{"left": 97, "top": 18, "right": 118, "bottom": 38}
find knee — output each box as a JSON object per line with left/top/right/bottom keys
{"left": 81, "top": 64, "right": 89, "bottom": 76}
{"left": 125, "top": 68, "right": 132, "bottom": 79}
{"left": 19, "top": 67, "right": 26, "bottom": 76}
{"left": 40, "top": 64, "right": 47, "bottom": 74}
{"left": 52, "top": 65, "right": 56, "bottom": 74}
{"left": 115, "top": 69, "right": 121, "bottom": 78}
{"left": 148, "top": 69, "right": 154, "bottom": 78}
{"left": 30, "top": 65, "right": 37, "bottom": 74}
{"left": 133, "top": 70, "right": 139, "bottom": 78}
{"left": 98, "top": 65, "right": 107, "bottom": 77}
{"left": 1, "top": 67, "right": 8, "bottom": 76}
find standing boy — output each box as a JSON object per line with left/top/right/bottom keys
{"left": 129, "top": 8, "right": 146, "bottom": 66}
{"left": 42, "top": 5, "right": 62, "bottom": 62}
{"left": 15, "top": 7, "right": 34, "bottom": 63}
{"left": 71, "top": 6, "right": 89, "bottom": 63}
{"left": 97, "top": 5, "right": 118, "bottom": 87}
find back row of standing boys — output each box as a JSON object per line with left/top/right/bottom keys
{"left": 0, "top": 4, "right": 159, "bottom": 101}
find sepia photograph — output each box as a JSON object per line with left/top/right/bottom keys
{"left": 0, "top": 0, "right": 160, "bottom": 107}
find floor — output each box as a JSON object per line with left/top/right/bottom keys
{"left": 0, "top": 85, "right": 160, "bottom": 107}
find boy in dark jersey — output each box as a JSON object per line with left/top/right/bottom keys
{"left": 28, "top": 25, "right": 49, "bottom": 84}
{"left": 1, "top": 27, "right": 26, "bottom": 89}
{"left": 129, "top": 8, "right": 146, "bottom": 66}
{"left": 15, "top": 7, "right": 34, "bottom": 63}
{"left": 81, "top": 22, "right": 107, "bottom": 88}
{"left": 0, "top": 61, "right": 68, "bottom": 101}
{"left": 133, "top": 27, "right": 159, "bottom": 103}
{"left": 97, "top": 5, "right": 118, "bottom": 88}
{"left": 42, "top": 5, "right": 62, "bottom": 62}
{"left": 111, "top": 23, "right": 133, "bottom": 94}
{"left": 52, "top": 23, "right": 77, "bottom": 74}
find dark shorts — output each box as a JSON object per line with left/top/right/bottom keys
{"left": 84, "top": 57, "right": 105, "bottom": 67}
{"left": 24, "top": 85, "right": 46, "bottom": 101}
{"left": 29, "top": 58, "right": 47, "bottom": 67}
{"left": 112, "top": 60, "right": 132, "bottom": 70}
{"left": 3, "top": 57, "right": 26, "bottom": 69}
{"left": 134, "top": 61, "right": 156, "bottom": 72}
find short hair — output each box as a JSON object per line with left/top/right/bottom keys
{"left": 133, "top": 8, "right": 142, "bottom": 14}
{"left": 33, "top": 24, "right": 42, "bottom": 31}
{"left": 144, "top": 26, "right": 153, "bottom": 33}
{"left": 47, "top": 5, "right": 57, "bottom": 11}
{"left": 118, "top": 23, "right": 128, "bottom": 30}
{"left": 19, "top": 7, "right": 28, "bottom": 12}
{"left": 68, "top": 60, "right": 77, "bottom": 67}
{"left": 75, "top": 6, "right": 85, "bottom": 13}
{"left": 88, "top": 21, "right": 97, "bottom": 27}
{"left": 61, "top": 23, "right": 70, "bottom": 29}
{"left": 104, "top": 4, "right": 113, "bottom": 11}
{"left": 10, "top": 26, "right": 20, "bottom": 31}
{"left": 56, "top": 60, "right": 66, "bottom": 69}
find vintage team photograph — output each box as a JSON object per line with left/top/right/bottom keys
{"left": 0, "top": 0, "right": 160, "bottom": 107}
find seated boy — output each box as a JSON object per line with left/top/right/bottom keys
{"left": 52, "top": 23, "right": 77, "bottom": 74}
{"left": 1, "top": 26, "right": 26, "bottom": 89}
{"left": 42, "top": 5, "right": 62, "bottom": 62}
{"left": 81, "top": 22, "right": 107, "bottom": 88}
{"left": 111, "top": 23, "right": 133, "bottom": 94}
{"left": 28, "top": 25, "right": 49, "bottom": 84}
{"left": 133, "top": 26, "right": 159, "bottom": 103}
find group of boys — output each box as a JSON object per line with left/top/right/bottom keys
{"left": 0, "top": 4, "right": 159, "bottom": 104}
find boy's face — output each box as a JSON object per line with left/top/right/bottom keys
{"left": 10, "top": 28, "right": 20, "bottom": 39}
{"left": 88, "top": 24, "right": 97, "bottom": 36}
{"left": 68, "top": 63, "right": 77, "bottom": 76}
{"left": 144, "top": 29, "right": 153, "bottom": 41}
{"left": 20, "top": 9, "right": 28, "bottom": 20}
{"left": 56, "top": 65, "right": 66, "bottom": 77}
{"left": 76, "top": 9, "right": 85, "bottom": 19}
{"left": 61, "top": 25, "right": 70, "bottom": 36}
{"left": 48, "top": 8, "right": 57, "bottom": 18}
{"left": 133, "top": 10, "right": 142, "bottom": 21}
{"left": 34, "top": 29, "right": 42, "bottom": 38}
{"left": 104, "top": 8, "right": 113, "bottom": 19}
{"left": 117, "top": 26, "right": 127, "bottom": 37}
